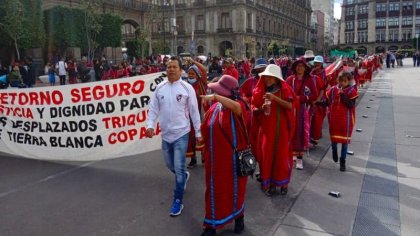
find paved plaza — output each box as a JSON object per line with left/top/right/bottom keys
{"left": 1, "top": 59, "right": 419, "bottom": 236}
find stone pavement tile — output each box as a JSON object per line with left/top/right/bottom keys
{"left": 361, "top": 175, "right": 399, "bottom": 197}
{"left": 398, "top": 177, "right": 420, "bottom": 232}
{"left": 273, "top": 225, "right": 335, "bottom": 236}
{"left": 282, "top": 169, "right": 363, "bottom": 235}
{"left": 394, "top": 114, "right": 420, "bottom": 128}
{"left": 394, "top": 129, "right": 420, "bottom": 147}
{"left": 319, "top": 142, "right": 369, "bottom": 174}
{"left": 352, "top": 218, "right": 400, "bottom": 236}
{"left": 396, "top": 145, "right": 420, "bottom": 179}
{"left": 355, "top": 206, "right": 400, "bottom": 226}
{"left": 358, "top": 192, "right": 399, "bottom": 210}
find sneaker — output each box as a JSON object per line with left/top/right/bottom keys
{"left": 184, "top": 171, "right": 190, "bottom": 191}
{"left": 187, "top": 158, "right": 197, "bottom": 169}
{"left": 169, "top": 199, "right": 184, "bottom": 217}
{"left": 296, "top": 159, "right": 303, "bottom": 170}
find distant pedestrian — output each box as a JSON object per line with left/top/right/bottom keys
{"left": 146, "top": 57, "right": 202, "bottom": 217}
{"left": 413, "top": 53, "right": 417, "bottom": 67}
{"left": 416, "top": 52, "right": 420, "bottom": 67}
{"left": 47, "top": 63, "right": 56, "bottom": 86}
{"left": 56, "top": 57, "right": 67, "bottom": 85}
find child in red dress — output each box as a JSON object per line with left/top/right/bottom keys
{"left": 320, "top": 71, "right": 359, "bottom": 171}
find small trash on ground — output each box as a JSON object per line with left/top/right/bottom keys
{"left": 328, "top": 191, "right": 341, "bottom": 198}
{"left": 356, "top": 129, "right": 363, "bottom": 132}
{"left": 366, "top": 106, "right": 371, "bottom": 108}
{"left": 347, "top": 151, "right": 354, "bottom": 155}
{"left": 362, "top": 115, "right": 368, "bottom": 118}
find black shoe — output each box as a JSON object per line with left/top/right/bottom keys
{"left": 234, "top": 216, "right": 245, "bottom": 234}
{"left": 187, "top": 158, "right": 197, "bottom": 169}
{"left": 332, "top": 153, "right": 338, "bottom": 163}
{"left": 340, "top": 158, "right": 346, "bottom": 172}
{"left": 200, "top": 228, "right": 216, "bottom": 236}
{"left": 280, "top": 186, "right": 288, "bottom": 195}
{"left": 201, "top": 157, "right": 205, "bottom": 164}
{"left": 264, "top": 186, "right": 276, "bottom": 197}
{"left": 255, "top": 172, "right": 262, "bottom": 182}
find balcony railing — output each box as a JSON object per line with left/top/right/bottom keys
{"left": 216, "top": 0, "right": 232, "bottom": 4}
{"left": 217, "top": 28, "right": 233, "bottom": 33}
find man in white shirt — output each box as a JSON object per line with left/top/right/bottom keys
{"left": 146, "top": 57, "right": 203, "bottom": 217}
{"left": 56, "top": 57, "right": 67, "bottom": 85}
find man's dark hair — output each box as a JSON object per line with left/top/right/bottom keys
{"left": 169, "top": 56, "right": 182, "bottom": 69}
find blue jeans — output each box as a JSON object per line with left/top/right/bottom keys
{"left": 162, "top": 133, "right": 189, "bottom": 202}
{"left": 332, "top": 142, "right": 348, "bottom": 160}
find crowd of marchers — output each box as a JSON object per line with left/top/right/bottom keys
{"left": 143, "top": 50, "right": 384, "bottom": 236}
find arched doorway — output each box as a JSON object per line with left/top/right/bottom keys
{"left": 356, "top": 46, "right": 367, "bottom": 55}
{"left": 122, "top": 19, "right": 141, "bottom": 58}
{"left": 197, "top": 45, "right": 204, "bottom": 54}
{"left": 219, "top": 41, "right": 233, "bottom": 56}
{"left": 177, "top": 46, "right": 185, "bottom": 54}
{"left": 375, "top": 46, "right": 385, "bottom": 53}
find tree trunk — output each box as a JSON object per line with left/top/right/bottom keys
{"left": 14, "top": 39, "right": 20, "bottom": 61}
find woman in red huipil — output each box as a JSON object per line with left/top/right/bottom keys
{"left": 321, "top": 71, "right": 358, "bottom": 171}
{"left": 184, "top": 58, "right": 208, "bottom": 168}
{"left": 286, "top": 59, "right": 317, "bottom": 170}
{"left": 252, "top": 64, "right": 295, "bottom": 196}
{"left": 309, "top": 56, "right": 328, "bottom": 146}
{"left": 200, "top": 75, "right": 248, "bottom": 236}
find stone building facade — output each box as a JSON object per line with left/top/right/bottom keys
{"left": 150, "top": 0, "right": 313, "bottom": 58}
{"left": 339, "top": 0, "right": 419, "bottom": 54}
{"left": 42, "top": 0, "right": 312, "bottom": 58}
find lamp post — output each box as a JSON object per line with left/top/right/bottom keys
{"left": 417, "top": 33, "right": 419, "bottom": 53}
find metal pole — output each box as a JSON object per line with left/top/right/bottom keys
{"left": 173, "top": 1, "right": 177, "bottom": 55}
{"left": 417, "top": 34, "right": 419, "bottom": 52}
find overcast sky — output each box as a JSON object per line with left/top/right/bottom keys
{"left": 334, "top": 0, "right": 343, "bottom": 19}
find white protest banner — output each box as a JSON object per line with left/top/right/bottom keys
{"left": 0, "top": 73, "right": 167, "bottom": 161}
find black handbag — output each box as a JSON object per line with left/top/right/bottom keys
{"left": 221, "top": 111, "right": 257, "bottom": 177}
{"left": 235, "top": 147, "right": 257, "bottom": 177}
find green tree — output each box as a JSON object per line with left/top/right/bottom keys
{"left": 80, "top": 0, "right": 103, "bottom": 61}
{"left": 97, "top": 14, "right": 123, "bottom": 48}
{"left": 0, "top": 0, "right": 25, "bottom": 60}
{"left": 21, "top": 0, "right": 46, "bottom": 48}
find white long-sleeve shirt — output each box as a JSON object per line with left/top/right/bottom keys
{"left": 146, "top": 78, "right": 202, "bottom": 143}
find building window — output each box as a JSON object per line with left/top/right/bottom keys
{"left": 376, "top": 18, "right": 386, "bottom": 27}
{"left": 346, "top": 7, "right": 355, "bottom": 16}
{"left": 177, "top": 16, "right": 184, "bottom": 32}
{"left": 416, "top": 16, "right": 420, "bottom": 25}
{"left": 346, "top": 21, "right": 354, "bottom": 30}
{"left": 196, "top": 15, "right": 205, "bottom": 31}
{"left": 358, "top": 5, "right": 368, "bottom": 14}
{"left": 358, "top": 31, "right": 368, "bottom": 43}
{"left": 247, "top": 13, "right": 252, "bottom": 29}
{"left": 402, "top": 2, "right": 413, "bottom": 11}
{"left": 402, "top": 29, "right": 412, "bottom": 41}
{"left": 417, "top": 2, "right": 420, "bottom": 9}
{"left": 388, "top": 17, "right": 399, "bottom": 27}
{"left": 358, "top": 19, "right": 367, "bottom": 29}
{"left": 345, "top": 32, "right": 354, "bottom": 44}
{"left": 389, "top": 2, "right": 400, "bottom": 12}
{"left": 220, "top": 12, "right": 231, "bottom": 29}
{"left": 376, "top": 29, "right": 386, "bottom": 41}
{"left": 376, "top": 3, "right": 387, "bottom": 12}
{"left": 388, "top": 28, "right": 399, "bottom": 41}
{"left": 402, "top": 16, "right": 413, "bottom": 26}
